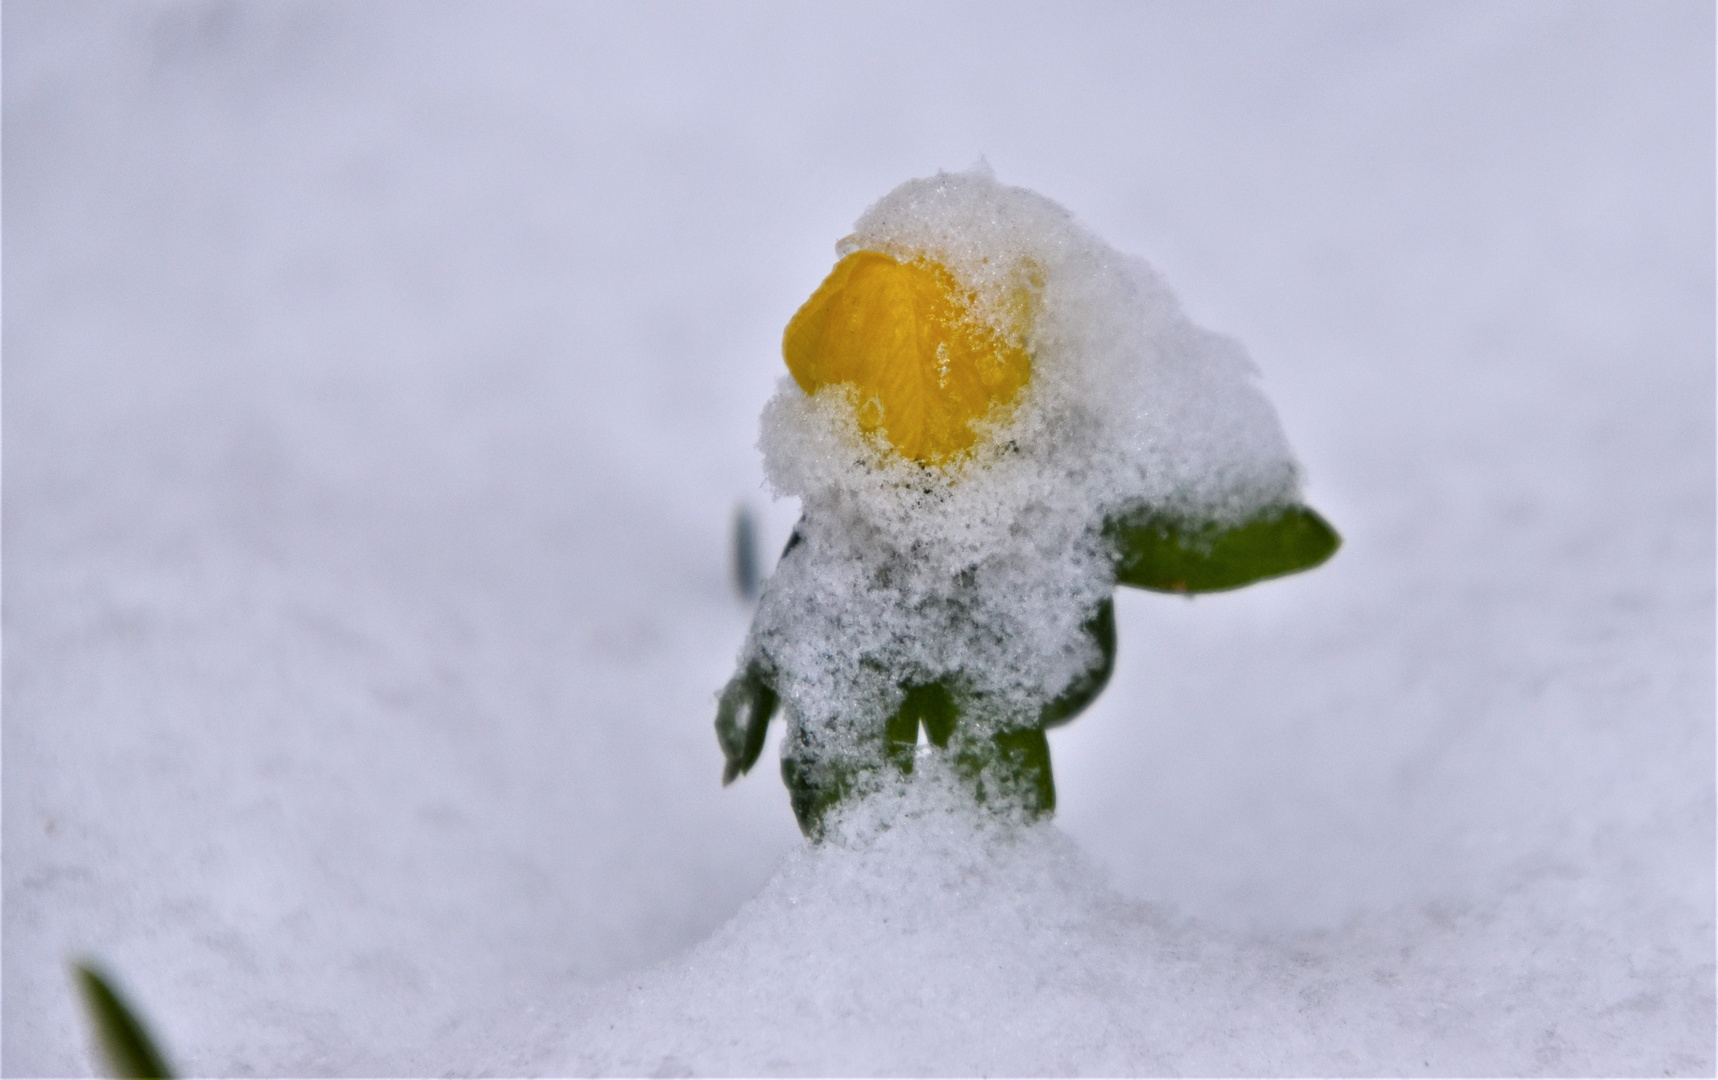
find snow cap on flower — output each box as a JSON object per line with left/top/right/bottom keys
{"left": 765, "top": 165, "right": 1300, "bottom": 518}
{"left": 750, "top": 165, "right": 1304, "bottom": 747}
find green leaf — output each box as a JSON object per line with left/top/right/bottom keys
{"left": 72, "top": 962, "right": 174, "bottom": 1080}
{"left": 1109, "top": 504, "right": 1340, "bottom": 594}
{"left": 955, "top": 727, "right": 1055, "bottom": 817}
{"left": 715, "top": 665, "right": 778, "bottom": 785}
{"left": 780, "top": 750, "right": 851, "bottom": 839}
{"left": 1039, "top": 597, "right": 1115, "bottom": 729}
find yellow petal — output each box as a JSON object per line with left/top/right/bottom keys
{"left": 783, "top": 251, "right": 1032, "bottom": 465}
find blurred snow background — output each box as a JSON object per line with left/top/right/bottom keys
{"left": 4, "top": 1, "right": 1712, "bottom": 1075}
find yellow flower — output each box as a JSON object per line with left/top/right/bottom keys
{"left": 782, "top": 251, "right": 1033, "bottom": 465}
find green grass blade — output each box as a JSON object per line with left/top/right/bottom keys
{"left": 72, "top": 963, "right": 174, "bottom": 1080}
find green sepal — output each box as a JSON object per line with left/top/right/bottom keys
{"left": 955, "top": 727, "right": 1056, "bottom": 817}
{"left": 1039, "top": 597, "right": 1115, "bottom": 729}
{"left": 781, "top": 751, "right": 851, "bottom": 839}
{"left": 715, "top": 664, "right": 778, "bottom": 785}
{"left": 1109, "top": 504, "right": 1340, "bottom": 594}
{"left": 73, "top": 962, "right": 174, "bottom": 1080}
{"left": 883, "top": 682, "right": 960, "bottom": 773}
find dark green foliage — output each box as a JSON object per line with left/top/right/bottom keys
{"left": 715, "top": 665, "right": 778, "bottom": 784}
{"left": 1109, "top": 504, "right": 1340, "bottom": 594}
{"left": 720, "top": 503, "right": 1338, "bottom": 837}
{"left": 781, "top": 676, "right": 1059, "bottom": 836}
{"left": 73, "top": 963, "right": 174, "bottom": 1080}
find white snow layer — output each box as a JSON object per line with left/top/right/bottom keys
{"left": 5, "top": 2, "right": 1713, "bottom": 1077}
{"left": 568, "top": 785, "right": 1706, "bottom": 1076}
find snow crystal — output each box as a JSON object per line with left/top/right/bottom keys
{"left": 749, "top": 168, "right": 1301, "bottom": 783}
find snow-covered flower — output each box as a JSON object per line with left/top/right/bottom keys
{"left": 781, "top": 248, "right": 1035, "bottom": 466}
{"left": 718, "top": 167, "right": 1338, "bottom": 837}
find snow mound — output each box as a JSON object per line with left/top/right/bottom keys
{"left": 560, "top": 776, "right": 1709, "bottom": 1076}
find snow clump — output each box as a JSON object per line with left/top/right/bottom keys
{"left": 747, "top": 167, "right": 1303, "bottom": 786}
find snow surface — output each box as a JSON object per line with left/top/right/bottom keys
{"left": 4, "top": 2, "right": 1713, "bottom": 1076}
